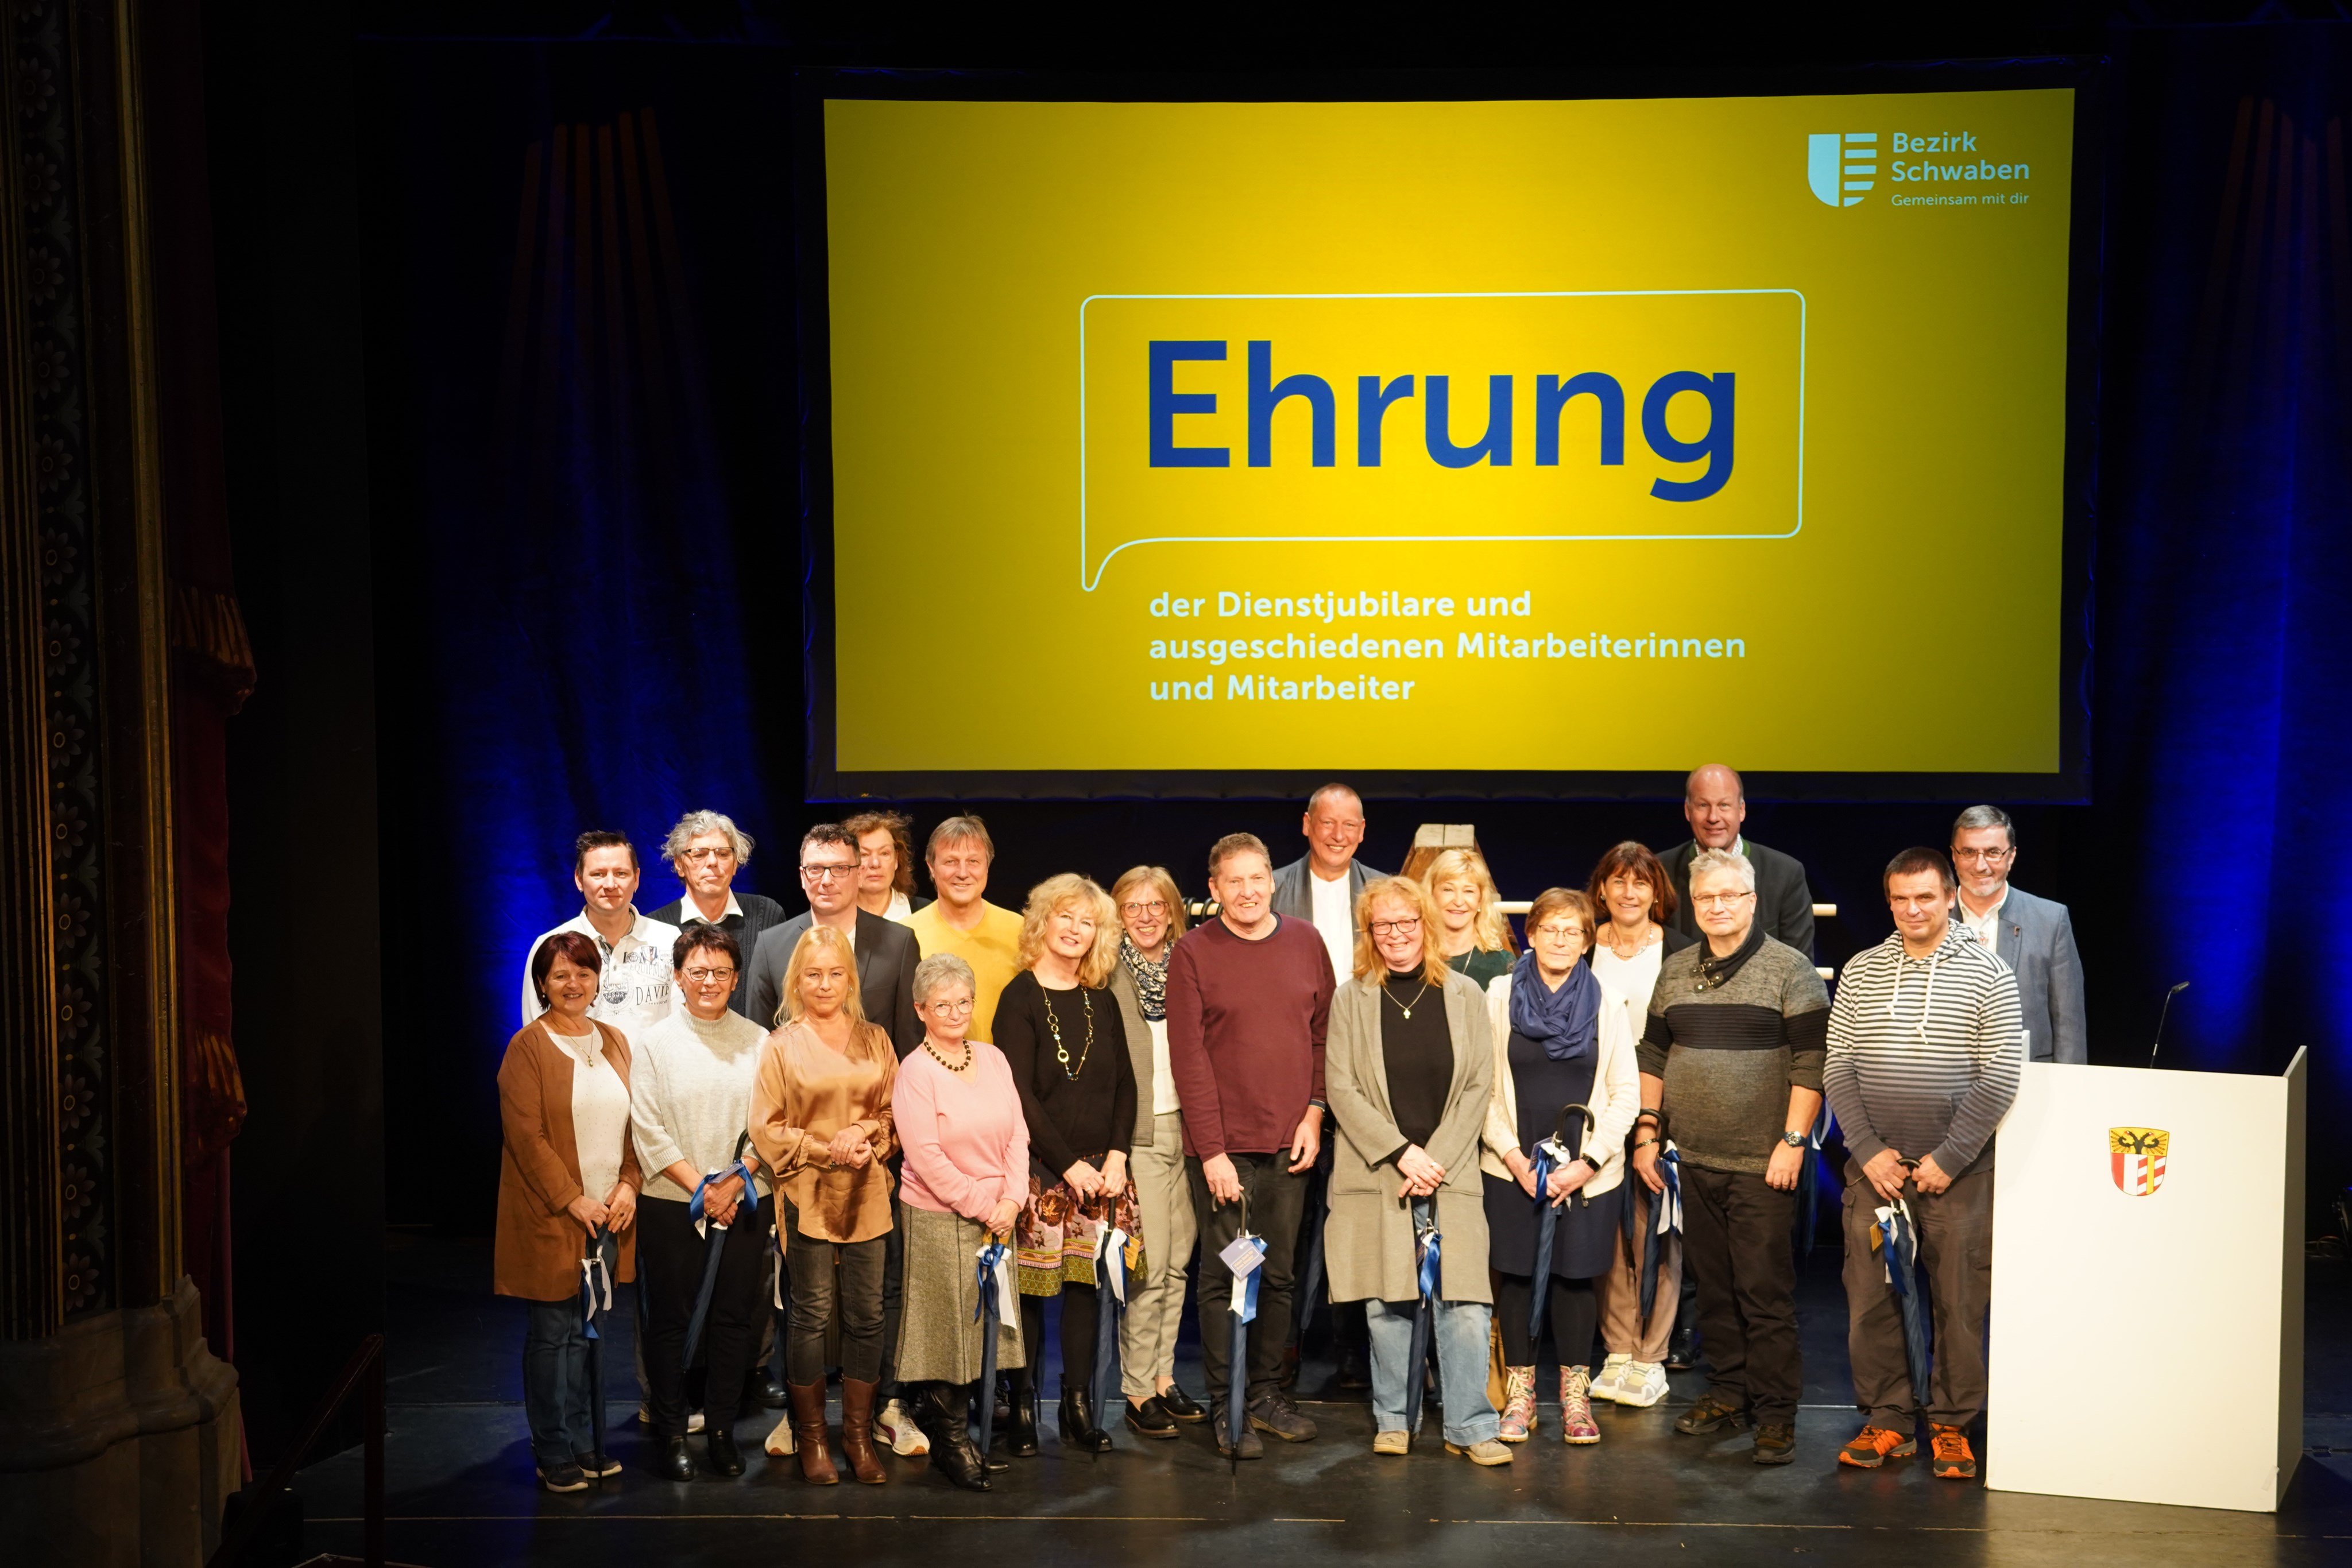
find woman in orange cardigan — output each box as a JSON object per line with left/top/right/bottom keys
{"left": 498, "top": 931, "right": 643, "bottom": 1493}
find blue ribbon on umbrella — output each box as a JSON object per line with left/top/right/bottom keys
{"left": 1877, "top": 1187, "right": 1932, "bottom": 1414}
{"left": 1088, "top": 1224, "right": 1131, "bottom": 1458}
{"left": 579, "top": 1226, "right": 614, "bottom": 1476}
{"left": 682, "top": 1154, "right": 759, "bottom": 1368}
{"left": 1402, "top": 1211, "right": 1441, "bottom": 1435}
{"left": 1634, "top": 1144, "right": 1683, "bottom": 1323}
{"left": 974, "top": 1238, "right": 1010, "bottom": 1456}
{"left": 1527, "top": 1103, "right": 1593, "bottom": 1353}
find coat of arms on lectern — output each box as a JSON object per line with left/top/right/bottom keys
{"left": 2109, "top": 1127, "right": 2170, "bottom": 1196}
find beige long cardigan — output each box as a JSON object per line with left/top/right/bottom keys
{"left": 1476, "top": 970, "right": 1643, "bottom": 1197}
{"left": 1321, "top": 968, "right": 1495, "bottom": 1305}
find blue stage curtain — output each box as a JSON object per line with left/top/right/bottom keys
{"left": 2100, "top": 23, "right": 2352, "bottom": 1135}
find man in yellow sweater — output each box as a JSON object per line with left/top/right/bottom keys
{"left": 900, "top": 815, "right": 1024, "bottom": 1043}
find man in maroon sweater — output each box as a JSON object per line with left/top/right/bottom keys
{"left": 1167, "top": 832, "right": 1336, "bottom": 1456}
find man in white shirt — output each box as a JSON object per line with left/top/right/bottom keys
{"left": 520, "top": 831, "right": 679, "bottom": 1042}
{"left": 644, "top": 810, "right": 788, "bottom": 1023}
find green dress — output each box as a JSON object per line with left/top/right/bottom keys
{"left": 1447, "top": 946, "right": 1515, "bottom": 988}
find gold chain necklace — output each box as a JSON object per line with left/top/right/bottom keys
{"left": 1043, "top": 987, "right": 1095, "bottom": 1079}
{"left": 921, "top": 1035, "right": 973, "bottom": 1074}
{"left": 1382, "top": 974, "right": 1432, "bottom": 1021}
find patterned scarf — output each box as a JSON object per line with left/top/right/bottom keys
{"left": 1119, "top": 933, "right": 1169, "bottom": 1021}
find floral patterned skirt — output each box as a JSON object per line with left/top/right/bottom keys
{"left": 1016, "top": 1159, "right": 1144, "bottom": 1297}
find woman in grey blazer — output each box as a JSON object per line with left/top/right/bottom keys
{"left": 1322, "top": 876, "right": 1507, "bottom": 1466}
{"left": 1106, "top": 865, "right": 1208, "bottom": 1438}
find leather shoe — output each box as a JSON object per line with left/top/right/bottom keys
{"left": 1003, "top": 1367, "right": 1040, "bottom": 1457}
{"left": 1665, "top": 1323, "right": 1700, "bottom": 1372}
{"left": 1124, "top": 1396, "right": 1180, "bottom": 1439}
{"left": 1247, "top": 1391, "right": 1318, "bottom": 1442}
{"left": 751, "top": 1372, "right": 790, "bottom": 1411}
{"left": 652, "top": 1435, "right": 697, "bottom": 1482}
{"left": 1159, "top": 1383, "right": 1206, "bottom": 1422}
{"left": 1059, "top": 1389, "right": 1113, "bottom": 1453}
{"left": 915, "top": 1381, "right": 992, "bottom": 1492}
{"left": 703, "top": 1424, "right": 746, "bottom": 1478}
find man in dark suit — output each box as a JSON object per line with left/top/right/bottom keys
{"left": 645, "top": 810, "right": 788, "bottom": 1024}
{"left": 1950, "top": 805, "right": 2086, "bottom": 1064}
{"left": 746, "top": 822, "right": 922, "bottom": 1054}
{"left": 1660, "top": 764, "right": 1817, "bottom": 960}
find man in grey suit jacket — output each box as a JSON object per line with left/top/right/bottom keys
{"left": 1660, "top": 764, "right": 1817, "bottom": 959}
{"left": 745, "top": 823, "right": 922, "bottom": 1055}
{"left": 1950, "top": 806, "right": 2086, "bottom": 1064}
{"left": 1271, "top": 781, "right": 1394, "bottom": 983}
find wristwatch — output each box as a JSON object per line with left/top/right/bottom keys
{"left": 1781, "top": 1129, "right": 1807, "bottom": 1148}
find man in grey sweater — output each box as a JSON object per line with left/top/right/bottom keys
{"left": 1632, "top": 847, "right": 1829, "bottom": 1465}
{"left": 1824, "top": 847, "right": 2022, "bottom": 1484}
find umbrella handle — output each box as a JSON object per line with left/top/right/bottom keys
{"left": 1555, "top": 1102, "right": 1597, "bottom": 1207}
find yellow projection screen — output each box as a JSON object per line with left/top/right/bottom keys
{"left": 804, "top": 76, "right": 2094, "bottom": 799}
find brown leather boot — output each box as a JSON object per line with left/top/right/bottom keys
{"left": 840, "top": 1377, "right": 889, "bottom": 1484}
{"left": 788, "top": 1381, "right": 838, "bottom": 1484}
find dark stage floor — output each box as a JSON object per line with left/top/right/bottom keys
{"left": 285, "top": 1231, "right": 2352, "bottom": 1567}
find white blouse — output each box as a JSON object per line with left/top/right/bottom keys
{"left": 554, "top": 1023, "right": 631, "bottom": 1203}
{"left": 1591, "top": 939, "right": 1666, "bottom": 1039}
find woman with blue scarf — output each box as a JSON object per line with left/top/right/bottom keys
{"left": 1479, "top": 888, "right": 1642, "bottom": 1446}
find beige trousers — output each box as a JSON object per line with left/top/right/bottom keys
{"left": 1119, "top": 1112, "right": 1199, "bottom": 1400}
{"left": 1596, "top": 1176, "right": 1681, "bottom": 1362}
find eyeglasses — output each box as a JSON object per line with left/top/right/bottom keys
{"left": 1692, "top": 892, "right": 1755, "bottom": 909}
{"left": 924, "top": 996, "right": 976, "bottom": 1015}
{"left": 1530, "top": 922, "right": 1585, "bottom": 942}
{"left": 1368, "top": 917, "right": 1421, "bottom": 937}
{"left": 1121, "top": 900, "right": 1169, "bottom": 917}
{"left": 1951, "top": 846, "right": 2015, "bottom": 866}
{"left": 800, "top": 862, "right": 856, "bottom": 882}
{"left": 679, "top": 846, "right": 734, "bottom": 864}
{"left": 684, "top": 966, "right": 737, "bottom": 984}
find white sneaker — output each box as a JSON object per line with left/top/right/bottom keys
{"left": 877, "top": 1398, "right": 930, "bottom": 1456}
{"left": 1616, "top": 1360, "right": 1670, "bottom": 1408}
{"left": 763, "top": 1410, "right": 796, "bottom": 1456}
{"left": 1590, "top": 1353, "right": 1634, "bottom": 1404}
{"left": 634, "top": 1405, "right": 706, "bottom": 1433}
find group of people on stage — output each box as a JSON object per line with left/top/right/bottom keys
{"left": 493, "top": 768, "right": 2088, "bottom": 1495}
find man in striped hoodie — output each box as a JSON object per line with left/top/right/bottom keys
{"left": 1824, "top": 847, "right": 2023, "bottom": 1482}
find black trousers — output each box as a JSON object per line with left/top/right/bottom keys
{"left": 1680, "top": 1162, "right": 1802, "bottom": 1424}
{"left": 1187, "top": 1151, "right": 1309, "bottom": 1408}
{"left": 639, "top": 1195, "right": 769, "bottom": 1439}
{"left": 1492, "top": 1271, "right": 1597, "bottom": 1368}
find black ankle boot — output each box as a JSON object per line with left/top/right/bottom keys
{"left": 915, "top": 1382, "right": 991, "bottom": 1492}
{"left": 653, "top": 1434, "right": 696, "bottom": 1482}
{"left": 1059, "top": 1387, "right": 1113, "bottom": 1453}
{"left": 1004, "top": 1365, "right": 1040, "bottom": 1457}
{"left": 703, "top": 1423, "right": 745, "bottom": 1478}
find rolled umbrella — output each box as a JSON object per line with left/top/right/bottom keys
{"left": 1402, "top": 1213, "right": 1441, "bottom": 1435}
{"left": 973, "top": 1236, "right": 1013, "bottom": 1457}
{"left": 1526, "top": 1102, "right": 1595, "bottom": 1353}
{"left": 1637, "top": 1141, "right": 1684, "bottom": 1324}
{"left": 1216, "top": 1209, "right": 1266, "bottom": 1476}
{"left": 682, "top": 1148, "right": 760, "bottom": 1368}
{"left": 1797, "top": 1106, "right": 1831, "bottom": 1256}
{"left": 1874, "top": 1188, "right": 1932, "bottom": 1415}
{"left": 579, "top": 1226, "right": 614, "bottom": 1477}
{"left": 1088, "top": 1221, "right": 1132, "bottom": 1459}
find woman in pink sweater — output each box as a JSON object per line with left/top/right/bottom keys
{"left": 893, "top": 952, "right": 1028, "bottom": 1491}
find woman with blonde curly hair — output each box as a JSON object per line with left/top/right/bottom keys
{"left": 989, "top": 873, "right": 1138, "bottom": 1455}
{"left": 1422, "top": 847, "right": 1518, "bottom": 989}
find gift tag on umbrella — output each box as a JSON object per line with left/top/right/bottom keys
{"left": 1220, "top": 1232, "right": 1267, "bottom": 1321}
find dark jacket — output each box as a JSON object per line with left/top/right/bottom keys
{"left": 1660, "top": 838, "right": 1816, "bottom": 959}
{"left": 645, "top": 892, "right": 789, "bottom": 1023}
{"left": 746, "top": 908, "right": 923, "bottom": 1056}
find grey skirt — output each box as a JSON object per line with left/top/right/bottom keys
{"left": 895, "top": 1203, "right": 1026, "bottom": 1384}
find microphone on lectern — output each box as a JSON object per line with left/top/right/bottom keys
{"left": 2146, "top": 981, "right": 2191, "bottom": 1070}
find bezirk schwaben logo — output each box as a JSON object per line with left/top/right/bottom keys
{"left": 1807, "top": 133, "right": 1878, "bottom": 207}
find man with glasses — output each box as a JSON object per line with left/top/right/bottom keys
{"left": 1824, "top": 847, "right": 2022, "bottom": 1481}
{"left": 1168, "top": 833, "right": 1336, "bottom": 1457}
{"left": 1631, "top": 847, "right": 1829, "bottom": 1466}
{"left": 1660, "top": 764, "right": 1818, "bottom": 958}
{"left": 1949, "top": 806, "right": 2085, "bottom": 1064}
{"left": 746, "top": 823, "right": 921, "bottom": 1051}
{"left": 900, "top": 815, "right": 1025, "bottom": 1045}
{"left": 647, "top": 810, "right": 788, "bottom": 1023}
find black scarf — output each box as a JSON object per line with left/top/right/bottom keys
{"left": 1693, "top": 919, "right": 1765, "bottom": 993}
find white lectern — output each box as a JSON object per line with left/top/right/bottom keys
{"left": 1986, "top": 1050, "right": 2307, "bottom": 1511}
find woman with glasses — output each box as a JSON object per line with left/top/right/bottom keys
{"left": 991, "top": 874, "right": 1139, "bottom": 1455}
{"left": 1422, "top": 847, "right": 1518, "bottom": 989}
{"left": 1583, "top": 843, "right": 1694, "bottom": 1409}
{"left": 751, "top": 926, "right": 898, "bottom": 1485}
{"left": 498, "top": 931, "right": 642, "bottom": 1492}
{"left": 630, "top": 927, "right": 771, "bottom": 1481}
{"left": 1479, "top": 889, "right": 1641, "bottom": 1446}
{"left": 895, "top": 953, "right": 1029, "bottom": 1492}
{"left": 1106, "top": 865, "right": 1208, "bottom": 1439}
{"left": 1322, "top": 877, "right": 1508, "bottom": 1465}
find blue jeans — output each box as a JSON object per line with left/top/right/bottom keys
{"left": 1364, "top": 1203, "right": 1500, "bottom": 1447}
{"left": 522, "top": 1234, "right": 614, "bottom": 1467}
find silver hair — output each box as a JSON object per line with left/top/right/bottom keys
{"left": 1951, "top": 803, "right": 2016, "bottom": 847}
{"left": 662, "top": 809, "right": 754, "bottom": 866}
{"left": 1687, "top": 846, "right": 1757, "bottom": 895}
{"left": 912, "top": 951, "right": 976, "bottom": 1006}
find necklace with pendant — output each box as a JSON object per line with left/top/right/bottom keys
{"left": 1383, "top": 975, "right": 1430, "bottom": 1020}
{"left": 1043, "top": 987, "right": 1095, "bottom": 1080}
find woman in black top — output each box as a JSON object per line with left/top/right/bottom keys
{"left": 992, "top": 874, "right": 1138, "bottom": 1455}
